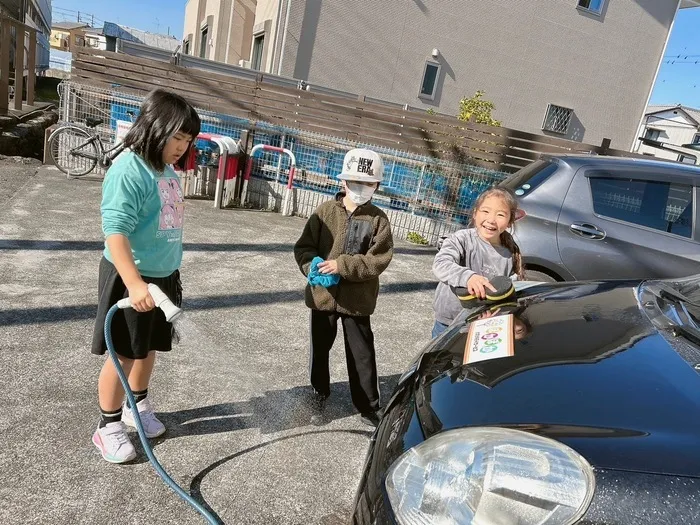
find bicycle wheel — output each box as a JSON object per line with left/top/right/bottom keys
{"left": 49, "top": 125, "right": 99, "bottom": 177}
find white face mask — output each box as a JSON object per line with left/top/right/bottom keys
{"left": 345, "top": 181, "right": 376, "bottom": 205}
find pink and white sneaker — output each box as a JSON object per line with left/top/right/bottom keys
{"left": 92, "top": 421, "right": 137, "bottom": 464}
{"left": 122, "top": 398, "right": 166, "bottom": 438}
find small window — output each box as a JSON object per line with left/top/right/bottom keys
{"left": 183, "top": 39, "right": 190, "bottom": 55}
{"left": 589, "top": 176, "right": 694, "bottom": 238}
{"left": 693, "top": 134, "right": 700, "bottom": 145}
{"left": 419, "top": 61, "right": 441, "bottom": 100}
{"left": 577, "top": 0, "right": 606, "bottom": 15}
{"left": 251, "top": 34, "right": 264, "bottom": 70}
{"left": 678, "top": 155, "right": 697, "bottom": 165}
{"left": 500, "top": 160, "right": 558, "bottom": 196}
{"left": 644, "top": 128, "right": 661, "bottom": 141}
{"left": 199, "top": 26, "right": 209, "bottom": 58}
{"left": 542, "top": 104, "right": 573, "bottom": 134}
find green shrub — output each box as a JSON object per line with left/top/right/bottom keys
{"left": 407, "top": 231, "right": 429, "bottom": 245}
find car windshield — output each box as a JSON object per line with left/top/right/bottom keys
{"left": 500, "top": 159, "right": 558, "bottom": 196}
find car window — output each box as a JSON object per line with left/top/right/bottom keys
{"left": 589, "top": 176, "right": 694, "bottom": 238}
{"left": 500, "top": 160, "right": 558, "bottom": 196}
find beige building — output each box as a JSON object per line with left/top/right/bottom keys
{"left": 181, "top": 0, "right": 700, "bottom": 149}
{"left": 50, "top": 22, "right": 89, "bottom": 52}
{"left": 1, "top": 0, "right": 52, "bottom": 71}
{"left": 247, "top": 0, "right": 282, "bottom": 72}
{"left": 182, "top": 0, "right": 256, "bottom": 65}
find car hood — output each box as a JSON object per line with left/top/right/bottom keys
{"left": 415, "top": 280, "right": 700, "bottom": 477}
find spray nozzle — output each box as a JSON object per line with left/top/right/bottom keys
{"left": 116, "top": 283, "right": 182, "bottom": 322}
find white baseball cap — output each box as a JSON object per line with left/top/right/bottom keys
{"left": 337, "top": 148, "right": 384, "bottom": 183}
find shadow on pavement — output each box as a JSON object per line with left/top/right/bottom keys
{"left": 0, "top": 239, "right": 435, "bottom": 256}
{"left": 150, "top": 374, "right": 400, "bottom": 442}
{"left": 0, "top": 285, "right": 436, "bottom": 326}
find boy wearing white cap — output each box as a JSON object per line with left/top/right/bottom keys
{"left": 293, "top": 148, "right": 394, "bottom": 427}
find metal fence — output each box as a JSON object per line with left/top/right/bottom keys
{"left": 57, "top": 81, "right": 510, "bottom": 245}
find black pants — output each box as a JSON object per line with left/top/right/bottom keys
{"left": 310, "top": 309, "right": 380, "bottom": 414}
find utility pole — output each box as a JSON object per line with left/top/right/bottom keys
{"left": 77, "top": 11, "right": 81, "bottom": 23}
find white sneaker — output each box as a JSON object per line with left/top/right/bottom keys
{"left": 122, "top": 398, "right": 166, "bottom": 438}
{"left": 92, "top": 421, "right": 137, "bottom": 464}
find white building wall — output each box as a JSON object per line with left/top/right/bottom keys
{"left": 635, "top": 109, "right": 700, "bottom": 160}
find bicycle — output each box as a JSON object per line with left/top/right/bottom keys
{"left": 47, "top": 111, "right": 135, "bottom": 177}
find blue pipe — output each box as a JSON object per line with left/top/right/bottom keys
{"left": 103, "top": 303, "right": 221, "bottom": 524}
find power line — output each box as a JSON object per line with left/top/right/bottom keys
{"left": 662, "top": 60, "right": 700, "bottom": 65}
{"left": 52, "top": 5, "right": 105, "bottom": 27}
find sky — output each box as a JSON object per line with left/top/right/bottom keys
{"left": 51, "top": 0, "right": 186, "bottom": 39}
{"left": 649, "top": 7, "right": 700, "bottom": 109}
{"left": 52, "top": 1, "right": 700, "bottom": 109}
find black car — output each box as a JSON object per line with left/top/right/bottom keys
{"left": 352, "top": 277, "right": 700, "bottom": 525}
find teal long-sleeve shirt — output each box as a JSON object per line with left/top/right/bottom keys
{"left": 101, "top": 151, "right": 185, "bottom": 278}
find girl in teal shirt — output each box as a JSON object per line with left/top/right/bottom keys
{"left": 90, "top": 89, "right": 200, "bottom": 464}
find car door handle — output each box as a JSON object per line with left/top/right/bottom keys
{"left": 570, "top": 223, "right": 606, "bottom": 240}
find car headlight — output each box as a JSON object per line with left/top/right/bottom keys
{"left": 385, "top": 427, "right": 595, "bottom": 525}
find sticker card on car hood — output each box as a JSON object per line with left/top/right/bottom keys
{"left": 464, "top": 314, "right": 515, "bottom": 364}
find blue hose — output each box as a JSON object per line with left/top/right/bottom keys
{"left": 104, "top": 303, "right": 221, "bottom": 524}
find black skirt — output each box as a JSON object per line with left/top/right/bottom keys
{"left": 91, "top": 257, "right": 182, "bottom": 360}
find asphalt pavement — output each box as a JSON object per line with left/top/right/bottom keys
{"left": 0, "top": 164, "right": 437, "bottom": 525}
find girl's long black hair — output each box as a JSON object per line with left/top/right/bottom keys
{"left": 123, "top": 89, "right": 201, "bottom": 172}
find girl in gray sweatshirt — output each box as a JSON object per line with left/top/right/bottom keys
{"left": 432, "top": 187, "right": 525, "bottom": 338}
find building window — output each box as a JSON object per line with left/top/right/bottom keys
{"left": 199, "top": 26, "right": 209, "bottom": 58}
{"left": 419, "top": 61, "right": 441, "bottom": 100}
{"left": 693, "top": 133, "right": 700, "bottom": 144}
{"left": 577, "top": 0, "right": 606, "bottom": 15}
{"left": 644, "top": 128, "right": 661, "bottom": 141}
{"left": 251, "top": 34, "right": 264, "bottom": 70}
{"left": 542, "top": 104, "right": 573, "bottom": 134}
{"left": 183, "top": 39, "right": 190, "bottom": 55}
{"left": 589, "top": 176, "right": 693, "bottom": 238}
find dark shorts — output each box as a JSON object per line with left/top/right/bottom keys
{"left": 91, "top": 257, "right": 182, "bottom": 360}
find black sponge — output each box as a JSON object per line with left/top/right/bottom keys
{"left": 451, "top": 275, "right": 515, "bottom": 308}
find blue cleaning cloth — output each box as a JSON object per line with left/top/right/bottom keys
{"left": 308, "top": 256, "right": 340, "bottom": 288}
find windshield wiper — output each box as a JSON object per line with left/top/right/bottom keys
{"left": 647, "top": 282, "right": 700, "bottom": 334}
{"left": 653, "top": 282, "right": 700, "bottom": 309}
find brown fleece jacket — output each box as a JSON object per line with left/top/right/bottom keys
{"left": 293, "top": 193, "right": 394, "bottom": 316}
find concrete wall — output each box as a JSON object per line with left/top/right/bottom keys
{"left": 183, "top": 0, "right": 256, "bottom": 64}
{"left": 183, "top": 0, "right": 210, "bottom": 58}
{"left": 227, "top": 0, "right": 256, "bottom": 66}
{"left": 252, "top": 0, "right": 283, "bottom": 73}
{"left": 183, "top": 0, "right": 197, "bottom": 55}
{"left": 276, "top": 0, "right": 679, "bottom": 150}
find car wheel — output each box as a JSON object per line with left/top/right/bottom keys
{"left": 525, "top": 269, "right": 557, "bottom": 283}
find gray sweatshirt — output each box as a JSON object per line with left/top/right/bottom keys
{"left": 432, "top": 228, "right": 514, "bottom": 325}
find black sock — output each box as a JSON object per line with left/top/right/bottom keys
{"left": 126, "top": 389, "right": 148, "bottom": 409}
{"left": 99, "top": 408, "right": 123, "bottom": 428}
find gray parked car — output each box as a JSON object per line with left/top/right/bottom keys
{"left": 499, "top": 155, "right": 699, "bottom": 282}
